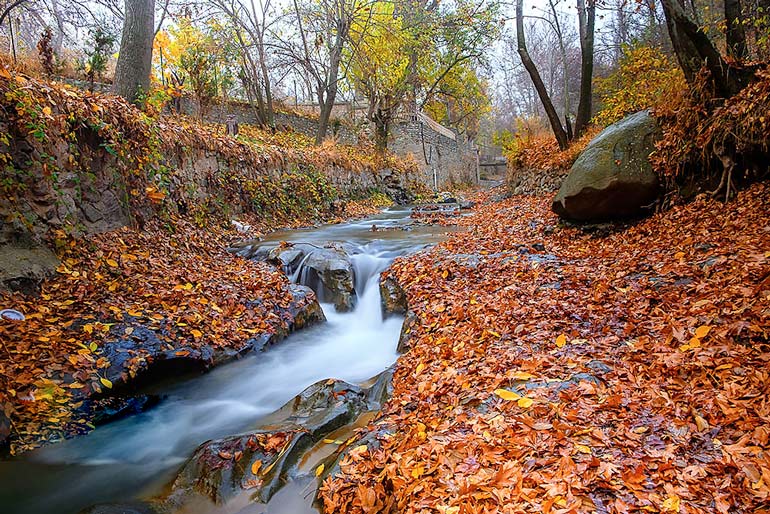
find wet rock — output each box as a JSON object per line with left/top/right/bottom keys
{"left": 166, "top": 428, "right": 313, "bottom": 507}
{"left": 0, "top": 403, "right": 10, "bottom": 453}
{"left": 397, "top": 310, "right": 418, "bottom": 353}
{"left": 162, "top": 378, "right": 372, "bottom": 509}
{"left": 380, "top": 274, "right": 407, "bottom": 315}
{"left": 78, "top": 502, "right": 159, "bottom": 514}
{"left": 68, "top": 284, "right": 324, "bottom": 427}
{"left": 86, "top": 395, "right": 161, "bottom": 426}
{"left": 552, "top": 110, "right": 661, "bottom": 222}
{"left": 266, "top": 244, "right": 356, "bottom": 312}
{"left": 303, "top": 248, "right": 356, "bottom": 312}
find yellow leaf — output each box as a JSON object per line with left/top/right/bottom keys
{"left": 575, "top": 444, "right": 592, "bottom": 454}
{"left": 688, "top": 337, "right": 701, "bottom": 348}
{"left": 510, "top": 371, "right": 535, "bottom": 381}
{"left": 694, "top": 414, "right": 709, "bottom": 432}
{"left": 106, "top": 258, "right": 118, "bottom": 268}
{"left": 415, "top": 362, "right": 425, "bottom": 375}
{"left": 494, "top": 389, "right": 521, "bottom": 401}
{"left": 517, "top": 397, "right": 534, "bottom": 408}
{"left": 251, "top": 459, "right": 262, "bottom": 475}
{"left": 100, "top": 377, "right": 113, "bottom": 389}
{"left": 694, "top": 325, "right": 711, "bottom": 338}
{"left": 42, "top": 106, "right": 52, "bottom": 116}
{"left": 555, "top": 334, "right": 567, "bottom": 348}
{"left": 191, "top": 329, "right": 203, "bottom": 338}
{"left": 89, "top": 342, "right": 98, "bottom": 352}
{"left": 315, "top": 463, "right": 325, "bottom": 476}
{"left": 411, "top": 464, "right": 425, "bottom": 478}
{"left": 487, "top": 330, "right": 501, "bottom": 338}
{"left": 83, "top": 324, "right": 94, "bottom": 334}
{"left": 662, "top": 494, "right": 681, "bottom": 512}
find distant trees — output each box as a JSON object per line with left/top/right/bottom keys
{"left": 273, "top": 0, "right": 363, "bottom": 143}
{"left": 348, "top": 0, "right": 499, "bottom": 151}
{"left": 515, "top": 0, "right": 594, "bottom": 149}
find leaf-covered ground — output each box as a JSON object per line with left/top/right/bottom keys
{"left": 321, "top": 184, "right": 770, "bottom": 513}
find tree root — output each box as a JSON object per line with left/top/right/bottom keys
{"left": 711, "top": 149, "right": 735, "bottom": 202}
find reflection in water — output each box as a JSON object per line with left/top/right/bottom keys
{"left": 0, "top": 207, "right": 455, "bottom": 514}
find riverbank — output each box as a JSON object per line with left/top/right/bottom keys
{"left": 0, "top": 196, "right": 395, "bottom": 456}
{"left": 321, "top": 183, "right": 770, "bottom": 513}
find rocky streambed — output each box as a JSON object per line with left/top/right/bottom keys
{"left": 0, "top": 206, "right": 451, "bottom": 514}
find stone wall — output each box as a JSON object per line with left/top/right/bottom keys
{"left": 205, "top": 103, "right": 479, "bottom": 190}
{"left": 389, "top": 115, "right": 478, "bottom": 189}
{"left": 60, "top": 80, "right": 478, "bottom": 191}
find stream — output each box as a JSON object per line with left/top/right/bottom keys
{"left": 0, "top": 206, "right": 456, "bottom": 514}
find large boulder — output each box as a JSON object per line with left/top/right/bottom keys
{"left": 552, "top": 110, "right": 661, "bottom": 221}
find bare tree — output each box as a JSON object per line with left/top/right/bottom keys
{"left": 574, "top": 0, "right": 595, "bottom": 136}
{"left": 515, "top": 0, "right": 568, "bottom": 149}
{"left": 210, "top": 0, "right": 275, "bottom": 127}
{"left": 275, "top": 0, "right": 360, "bottom": 143}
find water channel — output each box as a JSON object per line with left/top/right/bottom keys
{"left": 0, "top": 206, "right": 457, "bottom": 514}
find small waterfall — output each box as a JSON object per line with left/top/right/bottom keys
{"left": 289, "top": 252, "right": 312, "bottom": 283}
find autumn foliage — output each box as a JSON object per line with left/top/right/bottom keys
{"left": 321, "top": 184, "right": 770, "bottom": 513}
{"left": 652, "top": 66, "right": 770, "bottom": 190}
{"left": 593, "top": 46, "right": 686, "bottom": 127}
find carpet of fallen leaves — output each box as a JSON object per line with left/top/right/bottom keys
{"left": 320, "top": 183, "right": 770, "bottom": 513}
{"left": 0, "top": 217, "right": 298, "bottom": 454}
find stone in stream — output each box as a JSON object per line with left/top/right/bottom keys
{"left": 155, "top": 376, "right": 387, "bottom": 511}
{"left": 257, "top": 243, "right": 357, "bottom": 313}
{"left": 380, "top": 273, "right": 407, "bottom": 316}
{"left": 552, "top": 110, "right": 662, "bottom": 222}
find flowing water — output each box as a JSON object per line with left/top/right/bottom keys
{"left": 0, "top": 207, "right": 455, "bottom": 514}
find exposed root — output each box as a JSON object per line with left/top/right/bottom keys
{"left": 711, "top": 147, "right": 736, "bottom": 201}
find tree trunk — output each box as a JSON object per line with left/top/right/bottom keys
{"left": 724, "top": 0, "right": 747, "bottom": 60}
{"left": 256, "top": 37, "right": 274, "bottom": 128}
{"left": 113, "top": 0, "right": 155, "bottom": 103}
{"left": 516, "top": 0, "right": 568, "bottom": 150}
{"left": 660, "top": 0, "right": 751, "bottom": 97}
{"left": 374, "top": 109, "right": 389, "bottom": 152}
{"left": 574, "top": 0, "right": 595, "bottom": 137}
{"left": 316, "top": 18, "right": 346, "bottom": 144}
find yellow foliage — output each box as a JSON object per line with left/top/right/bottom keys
{"left": 593, "top": 45, "right": 686, "bottom": 126}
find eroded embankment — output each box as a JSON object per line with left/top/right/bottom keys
{"left": 321, "top": 184, "right": 770, "bottom": 513}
